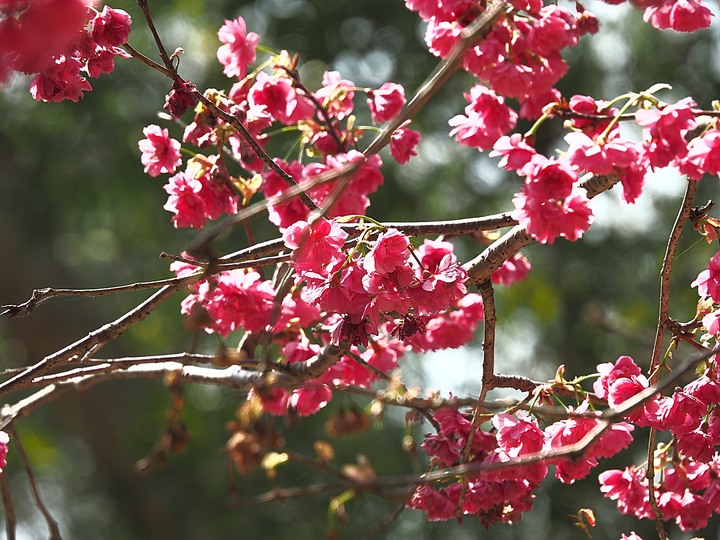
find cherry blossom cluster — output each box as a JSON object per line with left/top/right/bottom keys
{"left": 592, "top": 353, "right": 720, "bottom": 530}
{"left": 18, "top": 0, "right": 720, "bottom": 534}
{"left": 1, "top": 0, "right": 131, "bottom": 102}
{"left": 408, "top": 406, "right": 633, "bottom": 525}
{"left": 137, "top": 16, "right": 418, "bottom": 230}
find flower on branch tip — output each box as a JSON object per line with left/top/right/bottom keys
{"left": 138, "top": 124, "right": 182, "bottom": 177}
{"left": 217, "top": 16, "right": 259, "bottom": 79}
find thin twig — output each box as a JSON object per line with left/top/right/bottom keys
{"left": 122, "top": 43, "right": 174, "bottom": 78}
{"left": 9, "top": 426, "right": 62, "bottom": 540}
{"left": 0, "top": 284, "right": 183, "bottom": 398}
{"left": 1, "top": 275, "right": 194, "bottom": 319}
{"left": 0, "top": 472, "right": 16, "bottom": 540}
{"left": 136, "top": 0, "right": 176, "bottom": 74}
{"left": 645, "top": 179, "right": 697, "bottom": 540}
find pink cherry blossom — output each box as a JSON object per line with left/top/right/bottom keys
{"left": 676, "top": 490, "right": 712, "bottom": 530}
{"left": 491, "top": 253, "right": 531, "bottom": 286}
{"left": 250, "top": 387, "right": 289, "bottom": 416}
{"left": 217, "top": 16, "right": 259, "bottom": 79}
{"left": 599, "top": 466, "right": 653, "bottom": 518}
{"left": 163, "top": 172, "right": 207, "bottom": 229}
{"left": 526, "top": 6, "right": 579, "bottom": 58}
{"left": 449, "top": 84, "right": 517, "bottom": 151}
{"left": 0, "top": 431, "right": 8, "bottom": 472}
{"left": 249, "top": 72, "right": 314, "bottom": 125}
{"left": 692, "top": 251, "right": 720, "bottom": 303}
{"left": 635, "top": 97, "right": 698, "bottom": 168}
{"left": 425, "top": 19, "right": 462, "bottom": 58}
{"left": 91, "top": 6, "right": 132, "bottom": 48}
{"left": 367, "top": 82, "right": 406, "bottom": 123}
{"left": 138, "top": 124, "right": 182, "bottom": 177}
{"left": 283, "top": 218, "right": 348, "bottom": 274}
{"left": 314, "top": 71, "right": 355, "bottom": 120}
{"left": 1, "top": 0, "right": 89, "bottom": 78}
{"left": 679, "top": 130, "right": 720, "bottom": 180}
{"left": 490, "top": 134, "right": 537, "bottom": 174}
{"left": 493, "top": 413, "right": 544, "bottom": 457}
{"left": 643, "top": 0, "right": 713, "bottom": 32}
{"left": 363, "top": 228, "right": 410, "bottom": 274}
{"left": 163, "top": 161, "right": 238, "bottom": 229}
{"left": 289, "top": 384, "right": 332, "bottom": 416}
{"left": 390, "top": 121, "right": 421, "bottom": 164}
{"left": 29, "top": 55, "right": 91, "bottom": 102}
{"left": 512, "top": 183, "right": 593, "bottom": 245}
{"left": 594, "top": 355, "right": 642, "bottom": 400}
{"left": 262, "top": 159, "right": 312, "bottom": 229}
{"left": 203, "top": 270, "right": 276, "bottom": 335}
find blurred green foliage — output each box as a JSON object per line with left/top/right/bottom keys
{"left": 1, "top": 0, "right": 720, "bottom": 538}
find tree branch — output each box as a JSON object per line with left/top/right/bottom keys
{"left": 0, "top": 284, "right": 183, "bottom": 398}
{"left": 645, "top": 178, "right": 697, "bottom": 540}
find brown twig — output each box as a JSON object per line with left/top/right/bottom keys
{"left": 0, "top": 284, "right": 183, "bottom": 398}
{"left": 9, "top": 426, "right": 62, "bottom": 539}
{"left": 1, "top": 275, "right": 193, "bottom": 319}
{"left": 462, "top": 279, "right": 496, "bottom": 466}
{"left": 645, "top": 179, "right": 697, "bottom": 540}
{"left": 136, "top": 0, "right": 176, "bottom": 74}
{"left": 0, "top": 471, "right": 16, "bottom": 540}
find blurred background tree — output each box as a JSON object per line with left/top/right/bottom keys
{"left": 1, "top": 0, "right": 719, "bottom": 538}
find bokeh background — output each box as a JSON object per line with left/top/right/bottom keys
{"left": 2, "top": 0, "right": 720, "bottom": 538}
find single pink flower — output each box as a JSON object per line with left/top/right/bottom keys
{"left": 283, "top": 218, "right": 348, "bottom": 274}
{"left": 390, "top": 121, "right": 421, "bottom": 164}
{"left": 217, "top": 16, "right": 259, "bottom": 79}
{"left": 138, "top": 124, "right": 182, "bottom": 177}
{"left": 249, "top": 72, "right": 314, "bottom": 124}
{"left": 691, "top": 251, "right": 720, "bottom": 302}
{"left": 289, "top": 384, "right": 333, "bottom": 416}
{"left": 91, "top": 6, "right": 132, "bottom": 48}
{"left": 367, "top": 82, "right": 406, "bottom": 123}
{"left": 449, "top": 84, "right": 517, "bottom": 151}
{"left": 363, "top": 228, "right": 410, "bottom": 274}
